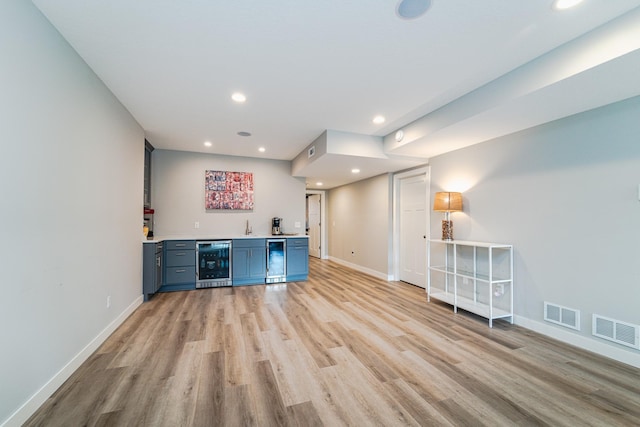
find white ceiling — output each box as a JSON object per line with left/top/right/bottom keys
{"left": 32, "top": 0, "right": 640, "bottom": 188}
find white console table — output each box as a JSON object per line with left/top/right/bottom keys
{"left": 427, "top": 240, "right": 513, "bottom": 327}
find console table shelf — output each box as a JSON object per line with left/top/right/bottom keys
{"left": 427, "top": 240, "right": 514, "bottom": 327}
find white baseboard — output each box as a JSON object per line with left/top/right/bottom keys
{"left": 328, "top": 256, "right": 392, "bottom": 281}
{"left": 2, "top": 295, "right": 144, "bottom": 427}
{"left": 514, "top": 315, "right": 640, "bottom": 369}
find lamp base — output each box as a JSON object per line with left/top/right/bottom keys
{"left": 441, "top": 220, "right": 454, "bottom": 241}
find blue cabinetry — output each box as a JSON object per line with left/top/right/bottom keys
{"left": 151, "top": 237, "right": 307, "bottom": 295}
{"left": 161, "top": 240, "right": 196, "bottom": 292}
{"left": 286, "top": 238, "right": 309, "bottom": 281}
{"left": 142, "top": 242, "right": 163, "bottom": 301}
{"left": 232, "top": 238, "right": 266, "bottom": 286}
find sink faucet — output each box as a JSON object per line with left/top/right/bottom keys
{"left": 245, "top": 220, "right": 252, "bottom": 235}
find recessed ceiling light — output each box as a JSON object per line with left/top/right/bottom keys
{"left": 351, "top": 168, "right": 360, "bottom": 174}
{"left": 237, "top": 131, "right": 252, "bottom": 137}
{"left": 231, "top": 92, "right": 246, "bottom": 103}
{"left": 258, "top": 147, "right": 266, "bottom": 152}
{"left": 396, "top": 0, "right": 432, "bottom": 20}
{"left": 373, "top": 115, "right": 386, "bottom": 124}
{"left": 552, "top": 0, "right": 583, "bottom": 10}
{"left": 204, "top": 141, "right": 212, "bottom": 147}
{"left": 316, "top": 182, "right": 323, "bottom": 186}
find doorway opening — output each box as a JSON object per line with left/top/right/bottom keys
{"left": 305, "top": 190, "right": 326, "bottom": 259}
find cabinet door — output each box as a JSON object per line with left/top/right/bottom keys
{"left": 248, "top": 246, "right": 266, "bottom": 279}
{"left": 142, "top": 243, "right": 157, "bottom": 300}
{"left": 154, "top": 250, "right": 163, "bottom": 292}
{"left": 286, "top": 239, "right": 308, "bottom": 280}
{"left": 232, "top": 246, "right": 266, "bottom": 285}
{"left": 232, "top": 247, "right": 250, "bottom": 280}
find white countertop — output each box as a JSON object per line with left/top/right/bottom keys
{"left": 143, "top": 234, "right": 308, "bottom": 243}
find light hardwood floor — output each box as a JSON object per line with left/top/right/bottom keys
{"left": 26, "top": 258, "right": 640, "bottom": 426}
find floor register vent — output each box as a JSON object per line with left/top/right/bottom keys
{"left": 544, "top": 302, "right": 580, "bottom": 330}
{"left": 592, "top": 315, "right": 640, "bottom": 349}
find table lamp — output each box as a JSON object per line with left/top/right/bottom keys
{"left": 433, "top": 192, "right": 462, "bottom": 240}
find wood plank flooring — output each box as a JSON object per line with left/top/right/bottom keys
{"left": 26, "top": 258, "right": 640, "bottom": 426}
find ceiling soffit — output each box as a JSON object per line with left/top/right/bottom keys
{"left": 384, "top": 7, "right": 640, "bottom": 158}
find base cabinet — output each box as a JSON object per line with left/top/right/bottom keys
{"left": 286, "top": 238, "right": 309, "bottom": 281}
{"left": 142, "top": 242, "right": 163, "bottom": 301}
{"left": 151, "top": 237, "right": 307, "bottom": 294}
{"left": 161, "top": 240, "right": 196, "bottom": 292}
{"left": 428, "top": 240, "right": 513, "bottom": 327}
{"left": 232, "top": 239, "right": 266, "bottom": 286}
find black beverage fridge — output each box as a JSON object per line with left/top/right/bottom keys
{"left": 196, "top": 240, "right": 232, "bottom": 288}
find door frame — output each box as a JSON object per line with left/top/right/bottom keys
{"left": 306, "top": 189, "right": 327, "bottom": 259}
{"left": 392, "top": 166, "right": 430, "bottom": 281}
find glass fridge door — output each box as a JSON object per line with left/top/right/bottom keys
{"left": 267, "top": 239, "right": 286, "bottom": 282}
{"left": 198, "top": 241, "right": 230, "bottom": 280}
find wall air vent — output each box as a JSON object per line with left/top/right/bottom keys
{"left": 544, "top": 302, "right": 580, "bottom": 330}
{"left": 592, "top": 315, "right": 640, "bottom": 349}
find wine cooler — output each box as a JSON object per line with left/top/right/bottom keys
{"left": 196, "top": 240, "right": 232, "bottom": 288}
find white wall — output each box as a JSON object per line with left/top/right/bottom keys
{"left": 429, "top": 96, "right": 640, "bottom": 366}
{"left": 327, "top": 174, "right": 393, "bottom": 278}
{"left": 152, "top": 150, "right": 306, "bottom": 237}
{"left": 0, "top": 1, "right": 145, "bottom": 425}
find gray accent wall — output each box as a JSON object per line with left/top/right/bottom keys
{"left": 151, "top": 150, "right": 306, "bottom": 237}
{"left": 0, "top": 1, "right": 144, "bottom": 424}
{"left": 429, "top": 96, "right": 640, "bottom": 364}
{"left": 327, "top": 174, "right": 393, "bottom": 277}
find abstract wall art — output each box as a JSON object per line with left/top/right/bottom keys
{"left": 205, "top": 170, "right": 254, "bottom": 210}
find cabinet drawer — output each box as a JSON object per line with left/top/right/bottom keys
{"left": 287, "top": 238, "right": 308, "bottom": 247}
{"left": 165, "top": 266, "right": 196, "bottom": 284}
{"left": 165, "top": 249, "right": 195, "bottom": 267}
{"left": 165, "top": 240, "right": 196, "bottom": 250}
{"left": 233, "top": 238, "right": 266, "bottom": 248}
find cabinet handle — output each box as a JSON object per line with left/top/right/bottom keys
{"left": 175, "top": 253, "right": 185, "bottom": 256}
{"left": 175, "top": 269, "right": 186, "bottom": 273}
{"left": 175, "top": 244, "right": 186, "bottom": 247}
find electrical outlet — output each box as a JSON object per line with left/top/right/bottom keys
{"left": 194, "top": 221, "right": 199, "bottom": 229}
{"left": 106, "top": 296, "right": 111, "bottom": 308}
{"left": 294, "top": 221, "right": 301, "bottom": 228}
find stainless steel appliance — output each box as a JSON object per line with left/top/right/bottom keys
{"left": 266, "top": 239, "right": 286, "bottom": 283}
{"left": 271, "top": 217, "right": 282, "bottom": 235}
{"left": 196, "top": 240, "right": 232, "bottom": 288}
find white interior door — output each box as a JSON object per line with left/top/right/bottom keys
{"left": 399, "top": 174, "right": 427, "bottom": 287}
{"left": 307, "top": 194, "right": 321, "bottom": 258}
